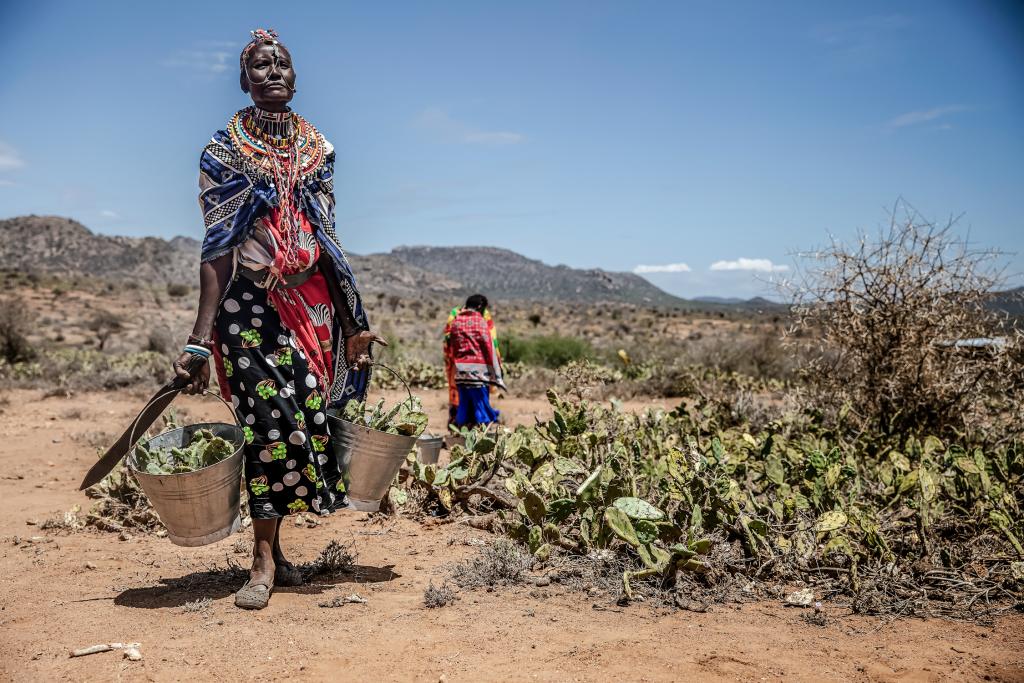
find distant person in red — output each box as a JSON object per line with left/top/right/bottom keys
{"left": 444, "top": 294, "right": 506, "bottom": 428}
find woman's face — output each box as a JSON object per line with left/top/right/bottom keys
{"left": 243, "top": 43, "right": 296, "bottom": 111}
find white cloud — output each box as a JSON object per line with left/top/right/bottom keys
{"left": 886, "top": 105, "right": 969, "bottom": 129}
{"left": 161, "top": 42, "right": 236, "bottom": 74}
{"left": 710, "top": 258, "right": 788, "bottom": 273}
{"left": 634, "top": 262, "right": 692, "bottom": 274}
{"left": 415, "top": 108, "right": 525, "bottom": 146}
{"left": 100, "top": 209, "right": 120, "bottom": 219}
{"left": 0, "top": 141, "right": 25, "bottom": 170}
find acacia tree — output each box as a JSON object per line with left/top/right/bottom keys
{"left": 785, "top": 204, "right": 1023, "bottom": 440}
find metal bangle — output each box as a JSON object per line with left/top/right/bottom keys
{"left": 187, "top": 334, "right": 215, "bottom": 349}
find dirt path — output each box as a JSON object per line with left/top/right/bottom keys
{"left": 0, "top": 389, "right": 1021, "bottom": 682}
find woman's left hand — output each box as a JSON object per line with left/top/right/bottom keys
{"left": 345, "top": 330, "right": 388, "bottom": 370}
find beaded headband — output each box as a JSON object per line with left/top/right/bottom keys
{"left": 240, "top": 28, "right": 284, "bottom": 70}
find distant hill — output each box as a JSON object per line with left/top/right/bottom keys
{"left": 390, "top": 245, "right": 686, "bottom": 307}
{"left": 0, "top": 216, "right": 684, "bottom": 306}
{"left": 0, "top": 215, "right": 202, "bottom": 285}
{"left": 989, "top": 287, "right": 1024, "bottom": 317}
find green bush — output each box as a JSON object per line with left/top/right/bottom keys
{"left": 505, "top": 335, "right": 593, "bottom": 369}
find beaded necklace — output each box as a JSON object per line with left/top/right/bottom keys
{"left": 229, "top": 106, "right": 321, "bottom": 274}
{"left": 245, "top": 107, "right": 297, "bottom": 147}
{"left": 226, "top": 106, "right": 325, "bottom": 182}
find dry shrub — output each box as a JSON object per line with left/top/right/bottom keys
{"left": 449, "top": 538, "right": 531, "bottom": 588}
{"left": 786, "top": 205, "right": 1024, "bottom": 439}
{"left": 0, "top": 296, "right": 35, "bottom": 363}
{"left": 87, "top": 310, "right": 125, "bottom": 351}
{"left": 423, "top": 581, "right": 457, "bottom": 608}
{"left": 166, "top": 283, "right": 191, "bottom": 297}
{"left": 300, "top": 540, "right": 356, "bottom": 580}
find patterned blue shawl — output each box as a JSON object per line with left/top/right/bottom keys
{"left": 198, "top": 125, "right": 370, "bottom": 406}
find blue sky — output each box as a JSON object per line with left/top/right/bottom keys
{"left": 1, "top": 1, "right": 1022, "bottom": 299}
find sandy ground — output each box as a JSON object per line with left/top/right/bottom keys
{"left": 0, "top": 388, "right": 1022, "bottom": 682}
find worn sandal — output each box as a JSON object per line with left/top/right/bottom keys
{"left": 234, "top": 580, "right": 273, "bottom": 610}
{"left": 274, "top": 564, "right": 304, "bottom": 587}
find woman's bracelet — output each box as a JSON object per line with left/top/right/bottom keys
{"left": 183, "top": 344, "right": 211, "bottom": 359}
{"left": 187, "top": 334, "right": 215, "bottom": 349}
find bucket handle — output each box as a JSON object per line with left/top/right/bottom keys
{"left": 370, "top": 362, "right": 415, "bottom": 405}
{"left": 127, "top": 389, "right": 243, "bottom": 453}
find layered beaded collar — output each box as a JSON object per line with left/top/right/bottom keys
{"left": 248, "top": 106, "right": 296, "bottom": 145}
{"left": 226, "top": 106, "right": 326, "bottom": 181}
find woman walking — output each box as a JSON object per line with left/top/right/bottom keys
{"left": 175, "top": 29, "right": 385, "bottom": 609}
{"left": 444, "top": 294, "right": 506, "bottom": 428}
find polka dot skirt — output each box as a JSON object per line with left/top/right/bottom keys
{"left": 214, "top": 275, "right": 345, "bottom": 518}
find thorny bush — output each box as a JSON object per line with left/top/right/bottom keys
{"left": 786, "top": 206, "right": 1024, "bottom": 441}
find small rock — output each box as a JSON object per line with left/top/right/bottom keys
{"left": 85, "top": 562, "right": 97, "bottom": 570}
{"left": 413, "top": 565, "right": 424, "bottom": 571}
{"left": 26, "top": 519, "right": 38, "bottom": 526}
{"left": 155, "top": 530, "right": 168, "bottom": 538}
{"left": 785, "top": 588, "right": 814, "bottom": 607}
{"left": 530, "top": 576, "right": 551, "bottom": 587}
{"left": 51, "top": 438, "right": 62, "bottom": 444}
{"left": 119, "top": 531, "right": 132, "bottom": 542}
{"left": 123, "top": 647, "right": 142, "bottom": 662}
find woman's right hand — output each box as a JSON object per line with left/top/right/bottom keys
{"left": 173, "top": 352, "right": 210, "bottom": 395}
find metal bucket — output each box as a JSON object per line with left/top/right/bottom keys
{"left": 416, "top": 434, "right": 444, "bottom": 465}
{"left": 327, "top": 364, "right": 421, "bottom": 512}
{"left": 127, "top": 393, "right": 244, "bottom": 547}
{"left": 327, "top": 418, "right": 417, "bottom": 511}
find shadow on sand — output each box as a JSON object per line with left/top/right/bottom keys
{"left": 113, "top": 564, "right": 401, "bottom": 609}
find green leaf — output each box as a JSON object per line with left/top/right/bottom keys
{"left": 688, "top": 537, "right": 712, "bottom": 555}
{"left": 612, "top": 497, "right": 664, "bottom": 521}
{"left": 528, "top": 525, "right": 543, "bottom": 553}
{"left": 634, "top": 519, "right": 659, "bottom": 545}
{"left": 919, "top": 467, "right": 937, "bottom": 503}
{"left": 953, "top": 451, "right": 980, "bottom": 474}
{"left": 765, "top": 455, "right": 785, "bottom": 486}
{"left": 433, "top": 469, "right": 450, "bottom": 487}
{"left": 554, "top": 457, "right": 584, "bottom": 476}
{"left": 603, "top": 506, "right": 641, "bottom": 547}
{"left": 814, "top": 510, "right": 848, "bottom": 533}
{"left": 524, "top": 490, "right": 547, "bottom": 526}
{"left": 711, "top": 437, "right": 726, "bottom": 461}
{"left": 546, "top": 498, "right": 576, "bottom": 523}
{"left": 473, "top": 437, "right": 496, "bottom": 455}
{"left": 388, "top": 486, "right": 408, "bottom": 507}
{"left": 889, "top": 451, "right": 911, "bottom": 471}
{"left": 690, "top": 504, "right": 704, "bottom": 536}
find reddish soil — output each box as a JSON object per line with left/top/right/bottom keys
{"left": 1, "top": 389, "right": 1021, "bottom": 682}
